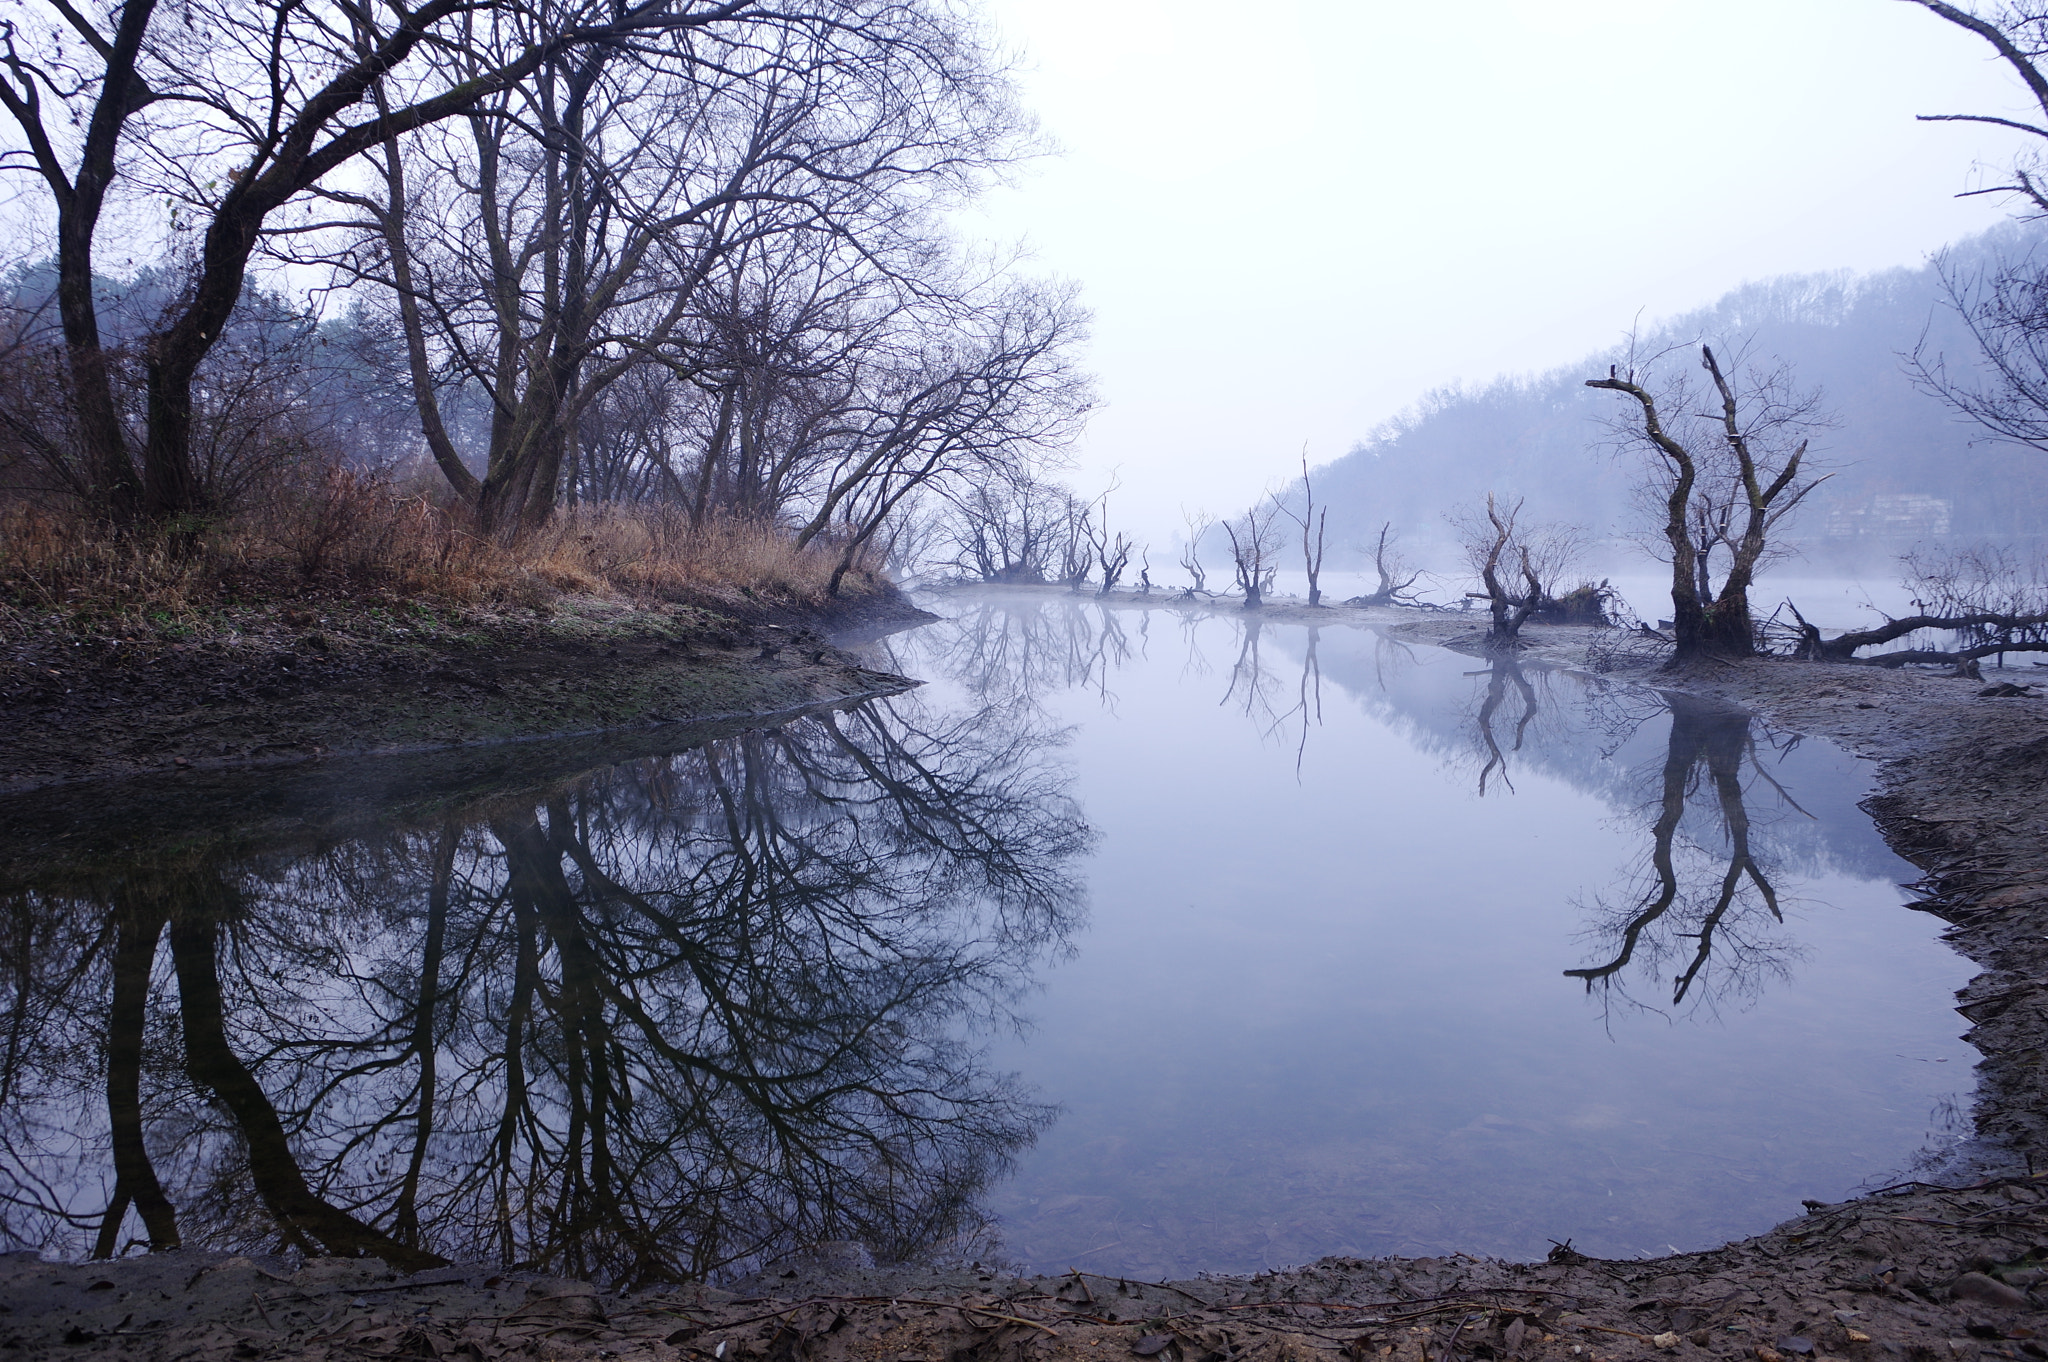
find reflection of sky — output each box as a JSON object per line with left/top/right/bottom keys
{"left": 900, "top": 593, "right": 1975, "bottom": 1276}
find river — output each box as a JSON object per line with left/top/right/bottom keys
{"left": 0, "top": 588, "right": 1975, "bottom": 1283}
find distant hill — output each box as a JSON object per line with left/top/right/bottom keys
{"left": 1296, "top": 221, "right": 2048, "bottom": 571}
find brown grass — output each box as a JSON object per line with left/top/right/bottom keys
{"left": 0, "top": 482, "right": 887, "bottom": 639}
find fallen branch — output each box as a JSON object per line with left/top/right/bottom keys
{"left": 1784, "top": 599, "right": 2048, "bottom": 670}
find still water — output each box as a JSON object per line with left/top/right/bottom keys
{"left": 0, "top": 590, "right": 1974, "bottom": 1283}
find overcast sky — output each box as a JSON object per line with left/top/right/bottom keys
{"left": 960, "top": 0, "right": 2034, "bottom": 545}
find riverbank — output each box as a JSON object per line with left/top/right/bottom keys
{"left": 0, "top": 584, "right": 931, "bottom": 792}
{"left": 8, "top": 585, "right": 2048, "bottom": 1361}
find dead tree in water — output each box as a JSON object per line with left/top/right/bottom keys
{"left": 1587, "top": 346, "right": 1829, "bottom": 663}
{"left": 1451, "top": 494, "right": 1582, "bottom": 649}
{"left": 1086, "top": 493, "right": 1137, "bottom": 596}
{"left": 1223, "top": 500, "right": 1284, "bottom": 609}
{"left": 1178, "top": 510, "right": 1216, "bottom": 595}
{"left": 1278, "top": 454, "right": 1328, "bottom": 606}
{"left": 1350, "top": 523, "right": 1426, "bottom": 607}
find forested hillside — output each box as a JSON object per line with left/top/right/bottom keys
{"left": 1306, "top": 221, "right": 2048, "bottom": 568}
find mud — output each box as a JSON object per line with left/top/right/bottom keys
{"left": 0, "top": 589, "right": 932, "bottom": 792}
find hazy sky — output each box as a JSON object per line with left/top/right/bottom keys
{"left": 961, "top": 0, "right": 2034, "bottom": 545}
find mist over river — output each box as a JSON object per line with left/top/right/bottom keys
{"left": 0, "top": 589, "right": 1976, "bottom": 1282}
{"left": 891, "top": 590, "right": 1974, "bottom": 1276}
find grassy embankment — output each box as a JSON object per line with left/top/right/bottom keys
{"left": 0, "top": 493, "right": 923, "bottom": 790}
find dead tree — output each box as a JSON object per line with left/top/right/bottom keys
{"left": 1223, "top": 498, "right": 1285, "bottom": 609}
{"left": 1277, "top": 453, "right": 1328, "bottom": 606}
{"left": 1786, "top": 545, "right": 2048, "bottom": 672}
{"left": 1450, "top": 493, "right": 1582, "bottom": 649}
{"left": 1086, "top": 492, "right": 1136, "bottom": 596}
{"left": 1896, "top": 6, "right": 2048, "bottom": 461}
{"left": 1178, "top": 508, "right": 1216, "bottom": 595}
{"left": 1349, "top": 522, "right": 1426, "bottom": 607}
{"left": 1056, "top": 499, "right": 1093, "bottom": 591}
{"left": 1907, "top": 3, "right": 2048, "bottom": 219}
{"left": 1587, "top": 345, "right": 1829, "bottom": 663}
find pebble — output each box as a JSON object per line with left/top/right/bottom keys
{"left": 1951, "top": 1273, "right": 2030, "bottom": 1310}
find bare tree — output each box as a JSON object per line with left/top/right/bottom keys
{"left": 1905, "top": 2, "right": 2048, "bottom": 217}
{"left": 1908, "top": 244, "right": 2048, "bottom": 454}
{"left": 1786, "top": 544, "right": 2048, "bottom": 670}
{"left": 1177, "top": 508, "right": 1216, "bottom": 595}
{"left": 1222, "top": 498, "right": 1285, "bottom": 609}
{"left": 792, "top": 284, "right": 1094, "bottom": 597}
{"left": 1277, "top": 452, "right": 1327, "bottom": 606}
{"left": 1085, "top": 492, "right": 1136, "bottom": 597}
{"left": 1587, "top": 345, "right": 1829, "bottom": 662}
{"left": 1450, "top": 493, "right": 1583, "bottom": 649}
{"left": 937, "top": 474, "right": 1087, "bottom": 584}
{"left": 0, "top": 0, "right": 915, "bottom": 525}
{"left": 1349, "top": 522, "right": 1426, "bottom": 607}
{"left": 1896, "top": 7, "right": 2048, "bottom": 461}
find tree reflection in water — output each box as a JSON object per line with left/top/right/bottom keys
{"left": 1467, "top": 657, "right": 1541, "bottom": 796}
{"left": 1565, "top": 693, "right": 1810, "bottom": 1015}
{"left": 907, "top": 595, "right": 1137, "bottom": 711}
{"left": 0, "top": 694, "right": 1087, "bottom": 1284}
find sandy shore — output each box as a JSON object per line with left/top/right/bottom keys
{"left": 8, "top": 589, "right": 2048, "bottom": 1361}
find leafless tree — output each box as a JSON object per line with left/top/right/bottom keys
{"left": 1895, "top": 7, "right": 2048, "bottom": 463}
{"left": 1449, "top": 493, "right": 1583, "bottom": 649}
{"left": 1905, "top": 2, "right": 2048, "bottom": 217}
{"left": 1084, "top": 491, "right": 1136, "bottom": 596}
{"left": 1785, "top": 544, "right": 2048, "bottom": 670}
{"left": 1177, "top": 508, "right": 1216, "bottom": 596}
{"left": 1908, "top": 244, "right": 2048, "bottom": 453}
{"left": 937, "top": 474, "right": 1086, "bottom": 584}
{"left": 1349, "top": 522, "right": 1426, "bottom": 607}
{"left": 1222, "top": 497, "right": 1285, "bottom": 609}
{"left": 0, "top": 0, "right": 934, "bottom": 525}
{"left": 791, "top": 284, "right": 1094, "bottom": 596}
{"left": 1587, "top": 345, "right": 1829, "bottom": 662}
{"left": 1277, "top": 452, "right": 1327, "bottom": 606}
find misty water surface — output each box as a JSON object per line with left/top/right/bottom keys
{"left": 888, "top": 591, "right": 1973, "bottom": 1276}
{"left": 0, "top": 590, "right": 1974, "bottom": 1281}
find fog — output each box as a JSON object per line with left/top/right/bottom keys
{"left": 965, "top": 0, "right": 2041, "bottom": 552}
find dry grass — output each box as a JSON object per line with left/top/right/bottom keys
{"left": 0, "top": 484, "right": 887, "bottom": 639}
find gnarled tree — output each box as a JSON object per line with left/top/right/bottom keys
{"left": 1450, "top": 492, "right": 1582, "bottom": 649}
{"left": 1588, "top": 345, "right": 1828, "bottom": 662}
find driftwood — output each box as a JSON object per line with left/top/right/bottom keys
{"left": 1784, "top": 599, "right": 2048, "bottom": 672}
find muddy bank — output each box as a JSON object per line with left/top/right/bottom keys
{"left": 11, "top": 1180, "right": 2048, "bottom": 1362}
{"left": 0, "top": 588, "right": 931, "bottom": 792}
